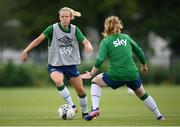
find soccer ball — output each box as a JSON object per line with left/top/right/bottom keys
{"left": 58, "top": 104, "right": 75, "bottom": 120}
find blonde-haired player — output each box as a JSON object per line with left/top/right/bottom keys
{"left": 22, "top": 7, "right": 93, "bottom": 119}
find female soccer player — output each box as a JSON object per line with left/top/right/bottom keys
{"left": 22, "top": 7, "right": 93, "bottom": 119}
{"left": 81, "top": 16, "right": 165, "bottom": 121}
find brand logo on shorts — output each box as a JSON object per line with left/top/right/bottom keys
{"left": 77, "top": 70, "right": 80, "bottom": 75}
{"left": 51, "top": 68, "right": 56, "bottom": 72}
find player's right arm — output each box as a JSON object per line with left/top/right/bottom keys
{"left": 22, "top": 25, "right": 53, "bottom": 62}
{"left": 94, "top": 39, "right": 107, "bottom": 69}
{"left": 21, "top": 34, "right": 46, "bottom": 62}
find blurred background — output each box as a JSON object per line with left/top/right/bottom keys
{"left": 0, "top": 0, "right": 180, "bottom": 87}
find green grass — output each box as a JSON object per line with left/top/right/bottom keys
{"left": 0, "top": 85, "right": 180, "bottom": 126}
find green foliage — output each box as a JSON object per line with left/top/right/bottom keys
{"left": 1, "top": 0, "right": 180, "bottom": 56}
{"left": 171, "top": 63, "right": 180, "bottom": 84}
{"left": 137, "top": 0, "right": 180, "bottom": 54}
{"left": 0, "top": 62, "right": 51, "bottom": 87}
{"left": 141, "top": 65, "right": 170, "bottom": 84}
{"left": 1, "top": 62, "right": 180, "bottom": 87}
{"left": 149, "top": 66, "right": 170, "bottom": 84}
{"left": 79, "top": 62, "right": 176, "bottom": 85}
{"left": 0, "top": 62, "right": 34, "bottom": 86}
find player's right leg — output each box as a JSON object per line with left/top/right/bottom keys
{"left": 48, "top": 66, "right": 77, "bottom": 113}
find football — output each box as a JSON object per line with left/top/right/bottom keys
{"left": 58, "top": 104, "right": 75, "bottom": 120}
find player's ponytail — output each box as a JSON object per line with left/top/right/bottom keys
{"left": 59, "top": 7, "right": 81, "bottom": 20}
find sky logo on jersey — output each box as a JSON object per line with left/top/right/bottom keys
{"left": 59, "top": 47, "right": 72, "bottom": 56}
{"left": 113, "top": 38, "right": 127, "bottom": 47}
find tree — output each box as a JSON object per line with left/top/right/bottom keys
{"left": 0, "top": 0, "right": 27, "bottom": 49}
{"left": 2, "top": 0, "right": 180, "bottom": 56}
{"left": 137, "top": 0, "right": 180, "bottom": 55}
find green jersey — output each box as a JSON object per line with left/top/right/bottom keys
{"left": 95, "top": 33, "right": 146, "bottom": 81}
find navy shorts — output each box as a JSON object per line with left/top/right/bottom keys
{"left": 102, "top": 73, "right": 142, "bottom": 90}
{"left": 48, "top": 64, "right": 80, "bottom": 80}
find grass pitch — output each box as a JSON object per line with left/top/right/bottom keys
{"left": 0, "top": 85, "right": 180, "bottom": 126}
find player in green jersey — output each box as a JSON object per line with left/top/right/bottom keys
{"left": 22, "top": 7, "right": 93, "bottom": 119}
{"left": 81, "top": 16, "right": 165, "bottom": 121}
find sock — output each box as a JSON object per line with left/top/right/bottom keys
{"left": 78, "top": 94, "right": 88, "bottom": 113}
{"left": 91, "top": 83, "right": 101, "bottom": 110}
{"left": 140, "top": 93, "right": 162, "bottom": 118}
{"left": 57, "top": 85, "right": 74, "bottom": 106}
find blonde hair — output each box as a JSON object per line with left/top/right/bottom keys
{"left": 102, "top": 16, "right": 123, "bottom": 37}
{"left": 58, "top": 7, "right": 81, "bottom": 20}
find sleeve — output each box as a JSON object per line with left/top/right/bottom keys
{"left": 43, "top": 25, "right": 53, "bottom": 40}
{"left": 94, "top": 40, "right": 107, "bottom": 68}
{"left": 75, "top": 27, "right": 86, "bottom": 43}
{"left": 128, "top": 36, "right": 146, "bottom": 64}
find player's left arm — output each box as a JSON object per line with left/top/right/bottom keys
{"left": 94, "top": 40, "right": 107, "bottom": 68}
{"left": 129, "top": 37, "right": 146, "bottom": 64}
{"left": 129, "top": 36, "right": 148, "bottom": 75}
{"left": 76, "top": 27, "right": 93, "bottom": 53}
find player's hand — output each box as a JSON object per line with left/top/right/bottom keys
{"left": 80, "top": 71, "right": 93, "bottom": 79}
{"left": 140, "top": 64, "right": 148, "bottom": 75}
{"left": 84, "top": 44, "right": 93, "bottom": 53}
{"left": 21, "top": 50, "right": 29, "bottom": 62}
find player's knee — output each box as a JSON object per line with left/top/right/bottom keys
{"left": 92, "top": 77, "right": 98, "bottom": 83}
{"left": 76, "top": 87, "right": 85, "bottom": 95}
{"left": 53, "top": 79, "right": 63, "bottom": 86}
{"left": 92, "top": 77, "right": 102, "bottom": 86}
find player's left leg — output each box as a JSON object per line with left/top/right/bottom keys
{"left": 69, "top": 76, "right": 88, "bottom": 117}
{"left": 134, "top": 85, "right": 165, "bottom": 120}
{"left": 64, "top": 65, "right": 88, "bottom": 117}
{"left": 127, "top": 75, "right": 165, "bottom": 120}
